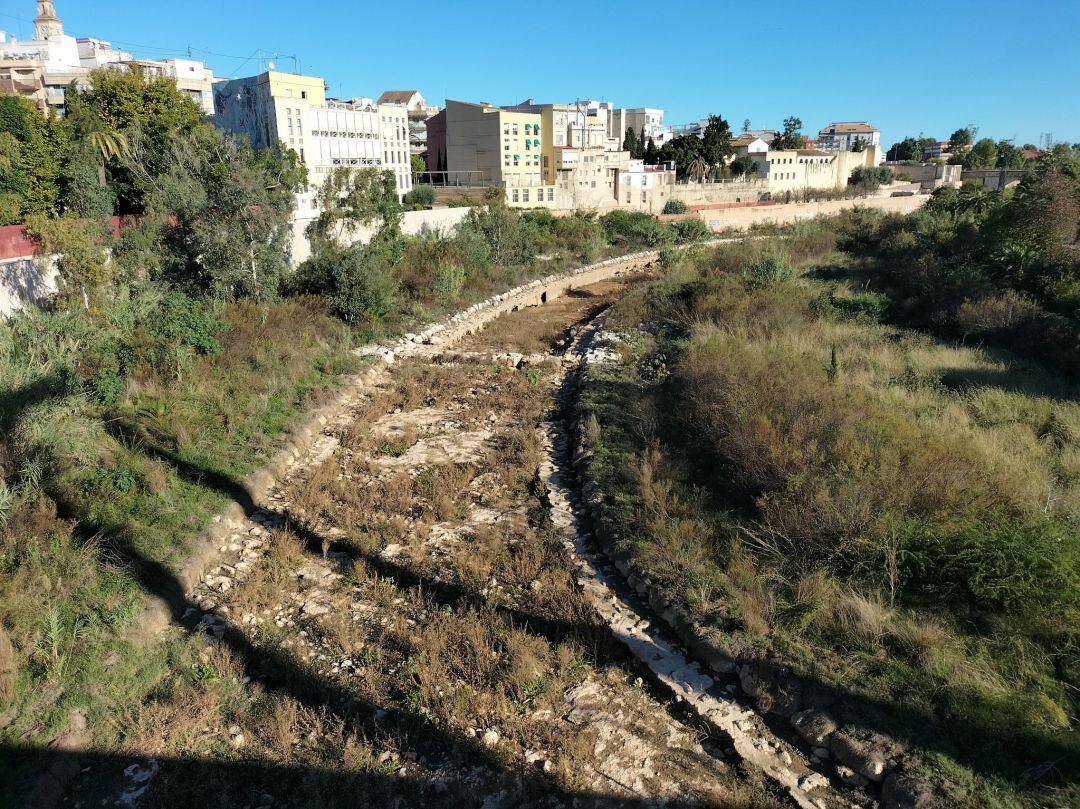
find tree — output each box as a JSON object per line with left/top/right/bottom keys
{"left": 66, "top": 67, "right": 202, "bottom": 214}
{"left": 643, "top": 137, "right": 660, "bottom": 165}
{"left": 963, "top": 138, "right": 999, "bottom": 170}
{"left": 729, "top": 155, "right": 759, "bottom": 180}
{"left": 742, "top": 118, "right": 751, "bottom": 134}
{"left": 308, "top": 167, "right": 403, "bottom": 254}
{"left": 0, "top": 96, "right": 65, "bottom": 218}
{"left": 948, "top": 127, "right": 974, "bottom": 154}
{"left": 995, "top": 141, "right": 1026, "bottom": 170}
{"left": 701, "top": 114, "right": 733, "bottom": 173}
{"left": 773, "top": 116, "right": 804, "bottom": 151}
{"left": 623, "top": 127, "right": 639, "bottom": 157}
{"left": 686, "top": 156, "right": 709, "bottom": 182}
{"left": 852, "top": 137, "right": 866, "bottom": 152}
{"left": 658, "top": 134, "right": 705, "bottom": 179}
{"left": 134, "top": 124, "right": 306, "bottom": 299}
{"left": 411, "top": 153, "right": 426, "bottom": 175}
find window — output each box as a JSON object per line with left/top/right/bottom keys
{"left": 301, "top": 91, "right": 308, "bottom": 100}
{"left": 512, "top": 189, "right": 519, "bottom": 202}
{"left": 523, "top": 189, "right": 530, "bottom": 202}
{"left": 505, "top": 144, "right": 510, "bottom": 151}
{"left": 547, "top": 188, "right": 554, "bottom": 201}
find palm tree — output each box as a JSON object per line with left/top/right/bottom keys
{"left": 87, "top": 129, "right": 130, "bottom": 188}
{"left": 687, "top": 155, "right": 709, "bottom": 183}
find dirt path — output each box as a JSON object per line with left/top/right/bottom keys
{"left": 58, "top": 279, "right": 792, "bottom": 809}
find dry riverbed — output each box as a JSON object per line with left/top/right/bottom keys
{"left": 56, "top": 280, "right": 789, "bottom": 809}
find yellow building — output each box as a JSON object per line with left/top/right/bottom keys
{"left": 213, "top": 71, "right": 325, "bottom": 159}
{"left": 444, "top": 100, "right": 556, "bottom": 207}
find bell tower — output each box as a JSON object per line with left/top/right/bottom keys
{"left": 35, "top": 1, "right": 65, "bottom": 41}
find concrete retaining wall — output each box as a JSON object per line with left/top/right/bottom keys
{"left": 697, "top": 193, "right": 929, "bottom": 231}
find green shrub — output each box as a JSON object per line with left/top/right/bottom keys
{"left": 332, "top": 246, "right": 401, "bottom": 327}
{"left": 601, "top": 210, "right": 674, "bottom": 247}
{"left": 90, "top": 367, "right": 125, "bottom": 405}
{"left": 152, "top": 293, "right": 222, "bottom": 356}
{"left": 745, "top": 253, "right": 796, "bottom": 286}
{"left": 403, "top": 184, "right": 436, "bottom": 206}
{"left": 662, "top": 199, "right": 688, "bottom": 215}
{"left": 432, "top": 264, "right": 466, "bottom": 299}
{"left": 672, "top": 218, "right": 710, "bottom": 244}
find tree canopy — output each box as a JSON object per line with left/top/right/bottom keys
{"left": 772, "top": 116, "right": 804, "bottom": 151}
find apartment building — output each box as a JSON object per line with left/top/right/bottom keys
{"left": 0, "top": 2, "right": 216, "bottom": 115}
{"left": 606, "top": 106, "right": 670, "bottom": 147}
{"left": 379, "top": 103, "right": 414, "bottom": 198}
{"left": 817, "top": 122, "right": 881, "bottom": 152}
{"left": 443, "top": 100, "right": 554, "bottom": 202}
{"left": 214, "top": 71, "right": 411, "bottom": 199}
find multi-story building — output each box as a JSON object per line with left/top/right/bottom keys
{"left": 816, "top": 122, "right": 880, "bottom": 152}
{"left": 78, "top": 38, "right": 215, "bottom": 114}
{"left": 606, "top": 106, "right": 670, "bottom": 148}
{"left": 0, "top": 2, "right": 216, "bottom": 115}
{"left": 749, "top": 145, "right": 883, "bottom": 194}
{"left": 922, "top": 140, "right": 951, "bottom": 161}
{"left": 443, "top": 99, "right": 553, "bottom": 201}
{"left": 731, "top": 135, "right": 770, "bottom": 156}
{"left": 379, "top": 102, "right": 413, "bottom": 198}
{"left": 213, "top": 71, "right": 412, "bottom": 199}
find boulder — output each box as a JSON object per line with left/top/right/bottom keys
{"left": 830, "top": 731, "right": 886, "bottom": 782}
{"left": 881, "top": 773, "right": 937, "bottom": 809}
{"left": 790, "top": 709, "right": 838, "bottom": 748}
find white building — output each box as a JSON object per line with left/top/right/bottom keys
{"left": 378, "top": 102, "right": 414, "bottom": 198}
{"left": 816, "top": 122, "right": 880, "bottom": 152}
{"left": 0, "top": 2, "right": 216, "bottom": 115}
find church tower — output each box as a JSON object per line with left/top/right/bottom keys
{"left": 34, "top": 1, "right": 65, "bottom": 41}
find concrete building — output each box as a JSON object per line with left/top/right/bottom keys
{"left": 816, "top": 122, "right": 880, "bottom": 152}
{"left": 0, "top": 2, "right": 216, "bottom": 115}
{"left": 605, "top": 106, "right": 671, "bottom": 148}
{"left": 922, "top": 140, "right": 951, "bottom": 160}
{"left": 443, "top": 99, "right": 553, "bottom": 199}
{"left": 750, "top": 145, "right": 883, "bottom": 194}
{"left": 213, "top": 71, "right": 412, "bottom": 199}
{"left": 379, "top": 102, "right": 414, "bottom": 198}
{"left": 731, "top": 135, "right": 770, "bottom": 156}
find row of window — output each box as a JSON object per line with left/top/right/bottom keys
{"left": 509, "top": 188, "right": 555, "bottom": 203}
{"left": 331, "top": 157, "right": 383, "bottom": 167}
{"left": 504, "top": 123, "right": 541, "bottom": 136}
{"left": 505, "top": 158, "right": 541, "bottom": 167}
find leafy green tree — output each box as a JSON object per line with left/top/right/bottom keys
{"left": 963, "top": 138, "right": 999, "bottom": 169}
{"left": 308, "top": 167, "right": 403, "bottom": 254}
{"left": 773, "top": 116, "right": 804, "bottom": 151}
{"left": 623, "top": 127, "right": 638, "bottom": 157}
{"left": 411, "top": 154, "right": 426, "bottom": 175}
{"left": 701, "top": 114, "right": 733, "bottom": 172}
{"left": 60, "top": 140, "right": 115, "bottom": 218}
{"left": 0, "top": 96, "right": 65, "bottom": 218}
{"left": 729, "top": 155, "right": 759, "bottom": 180}
{"left": 948, "top": 127, "right": 974, "bottom": 153}
{"left": 658, "top": 134, "right": 704, "bottom": 178}
{"left": 643, "top": 137, "right": 660, "bottom": 165}
{"left": 66, "top": 67, "right": 202, "bottom": 214}
{"left": 995, "top": 141, "right": 1026, "bottom": 170}
{"left": 742, "top": 118, "right": 751, "bottom": 134}
{"left": 135, "top": 124, "right": 306, "bottom": 299}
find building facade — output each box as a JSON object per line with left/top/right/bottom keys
{"left": 750, "top": 145, "right": 883, "bottom": 194}
{"left": 214, "top": 71, "right": 412, "bottom": 199}
{"left": 816, "top": 122, "right": 881, "bottom": 152}
{"left": 0, "top": 2, "right": 216, "bottom": 115}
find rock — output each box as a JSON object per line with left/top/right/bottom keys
{"left": 798, "top": 772, "right": 830, "bottom": 792}
{"left": 229, "top": 733, "right": 246, "bottom": 749}
{"left": 302, "top": 601, "right": 330, "bottom": 617}
{"left": 836, "top": 765, "right": 868, "bottom": 787}
{"left": 481, "top": 729, "right": 500, "bottom": 748}
{"left": 830, "top": 731, "right": 887, "bottom": 783}
{"left": 791, "top": 709, "right": 838, "bottom": 748}
{"left": 881, "top": 773, "right": 936, "bottom": 809}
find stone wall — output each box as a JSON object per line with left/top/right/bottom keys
{"left": 696, "top": 193, "right": 929, "bottom": 231}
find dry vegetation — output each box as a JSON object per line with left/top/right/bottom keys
{"left": 44, "top": 297, "right": 788, "bottom": 808}
{"left": 579, "top": 223, "right": 1080, "bottom": 809}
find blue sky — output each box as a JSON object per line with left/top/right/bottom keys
{"left": 3, "top": 0, "right": 1078, "bottom": 147}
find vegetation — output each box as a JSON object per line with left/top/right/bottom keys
{"left": 657, "top": 115, "right": 734, "bottom": 179}
{"left": 848, "top": 165, "right": 896, "bottom": 192}
{"left": 770, "top": 116, "right": 804, "bottom": 151}
{"left": 578, "top": 191, "right": 1080, "bottom": 806}
{"left": 0, "top": 64, "right": 723, "bottom": 801}
{"left": 840, "top": 152, "right": 1080, "bottom": 374}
